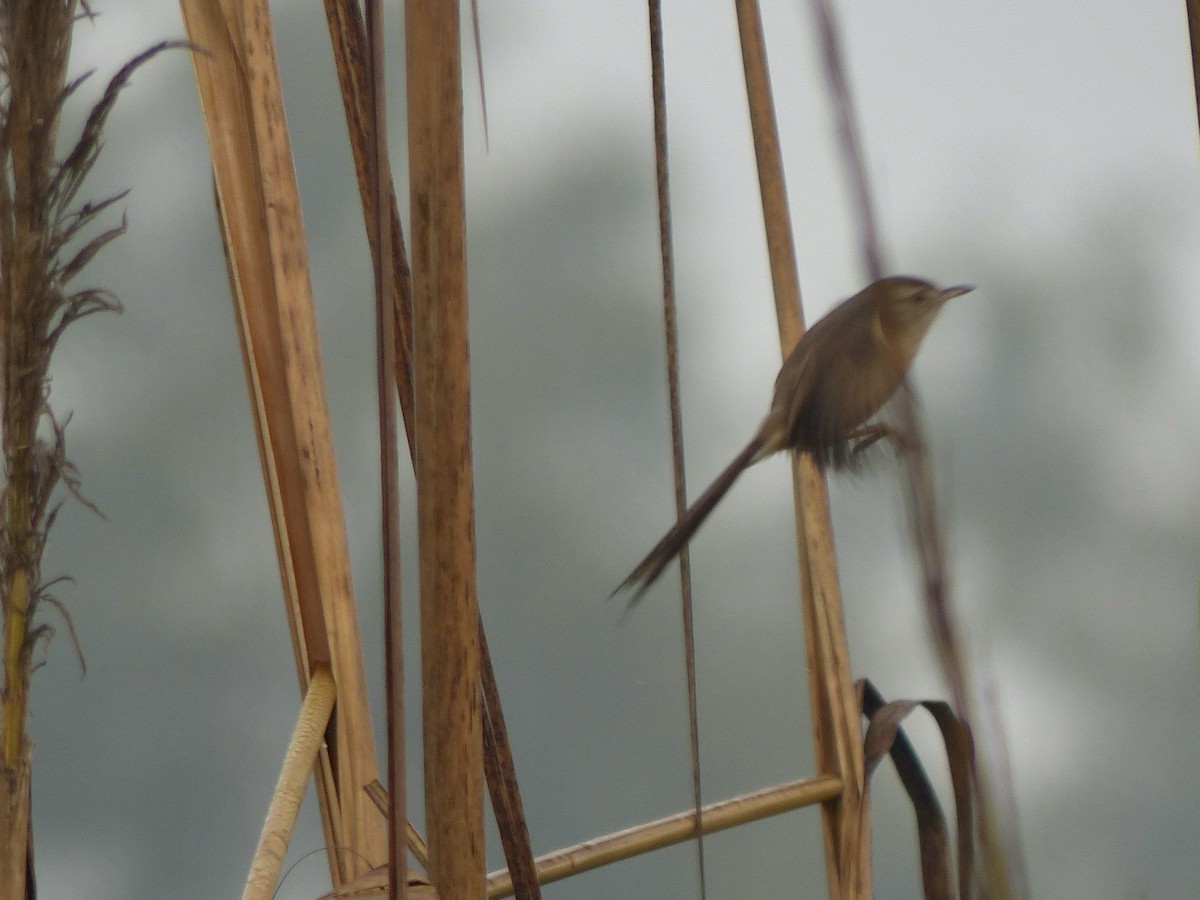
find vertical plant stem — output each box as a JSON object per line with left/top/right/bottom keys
{"left": 1, "top": 4, "right": 76, "bottom": 895}
{"left": 0, "top": 2, "right": 175, "bottom": 892}
{"left": 182, "top": 0, "right": 388, "bottom": 882}
{"left": 364, "top": 1, "right": 408, "bottom": 896}
{"left": 730, "top": 1, "right": 868, "bottom": 896}
{"left": 1, "top": 0, "right": 73, "bottom": 777}
{"left": 322, "top": 8, "right": 538, "bottom": 894}
{"left": 1, "top": 504, "right": 32, "bottom": 768}
{"left": 406, "top": 0, "right": 484, "bottom": 896}
{"left": 645, "top": 1, "right": 707, "bottom": 896}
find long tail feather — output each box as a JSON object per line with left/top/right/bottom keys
{"left": 614, "top": 432, "right": 767, "bottom": 605}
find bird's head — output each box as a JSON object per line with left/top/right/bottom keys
{"left": 874, "top": 276, "right": 973, "bottom": 360}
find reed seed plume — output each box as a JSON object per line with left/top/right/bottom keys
{"left": 0, "top": 4, "right": 183, "bottom": 891}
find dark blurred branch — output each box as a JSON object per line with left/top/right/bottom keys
{"left": 1186, "top": 0, "right": 1200, "bottom": 147}
{"left": 808, "top": 0, "right": 1026, "bottom": 894}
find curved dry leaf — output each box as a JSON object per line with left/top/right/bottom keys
{"left": 859, "top": 678, "right": 975, "bottom": 900}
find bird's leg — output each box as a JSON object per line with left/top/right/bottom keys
{"left": 847, "top": 422, "right": 913, "bottom": 459}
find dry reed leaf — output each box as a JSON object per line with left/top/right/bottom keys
{"left": 321, "top": 0, "right": 416, "bottom": 449}
{"left": 479, "top": 626, "right": 541, "bottom": 900}
{"left": 859, "top": 678, "right": 974, "bottom": 900}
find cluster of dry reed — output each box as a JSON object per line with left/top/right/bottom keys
{"left": 8, "top": 0, "right": 1138, "bottom": 896}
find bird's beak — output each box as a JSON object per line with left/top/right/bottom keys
{"left": 940, "top": 284, "right": 974, "bottom": 302}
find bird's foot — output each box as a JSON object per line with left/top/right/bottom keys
{"left": 847, "top": 423, "right": 914, "bottom": 460}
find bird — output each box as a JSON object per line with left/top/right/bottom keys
{"left": 614, "top": 276, "right": 973, "bottom": 603}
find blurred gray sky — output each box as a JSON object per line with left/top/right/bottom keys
{"left": 23, "top": 1, "right": 1200, "bottom": 898}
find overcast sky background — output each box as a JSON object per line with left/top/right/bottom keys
{"left": 21, "top": 1, "right": 1200, "bottom": 898}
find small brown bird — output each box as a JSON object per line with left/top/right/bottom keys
{"left": 615, "top": 276, "right": 972, "bottom": 602}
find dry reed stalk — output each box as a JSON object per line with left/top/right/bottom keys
{"left": 484, "top": 774, "right": 843, "bottom": 898}
{"left": 179, "top": 0, "right": 386, "bottom": 885}
{"left": 364, "top": 781, "right": 432, "bottom": 871}
{"left": 730, "top": 1, "right": 869, "bottom": 896}
{"left": 405, "top": 1, "right": 485, "bottom": 897}
{"left": 359, "top": 3, "right": 407, "bottom": 897}
{"left": 324, "top": 5, "right": 540, "bottom": 894}
{"left": 0, "top": 3, "right": 178, "bottom": 893}
{"left": 0, "top": 6, "right": 76, "bottom": 887}
{"left": 644, "top": 0, "right": 708, "bottom": 896}
{"left": 242, "top": 666, "right": 337, "bottom": 900}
